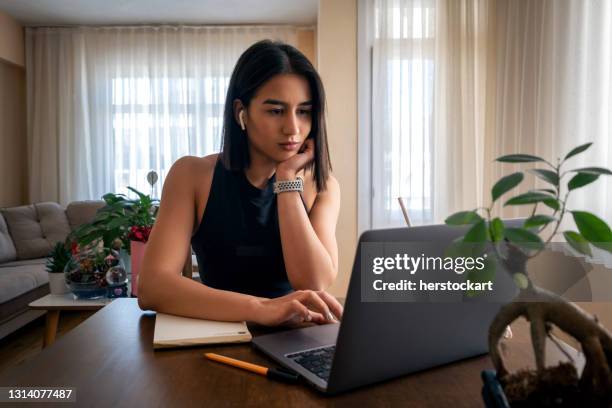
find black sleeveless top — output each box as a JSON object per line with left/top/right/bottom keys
{"left": 191, "top": 159, "right": 295, "bottom": 298}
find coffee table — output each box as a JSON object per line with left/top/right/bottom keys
{"left": 28, "top": 294, "right": 112, "bottom": 348}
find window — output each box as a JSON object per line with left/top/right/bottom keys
{"left": 384, "top": 57, "right": 434, "bottom": 226}
{"left": 360, "top": 0, "right": 436, "bottom": 230}
{"left": 111, "top": 76, "right": 228, "bottom": 197}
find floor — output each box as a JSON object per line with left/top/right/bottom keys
{"left": 0, "top": 311, "right": 94, "bottom": 375}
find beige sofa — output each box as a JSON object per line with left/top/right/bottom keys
{"left": 0, "top": 200, "right": 104, "bottom": 340}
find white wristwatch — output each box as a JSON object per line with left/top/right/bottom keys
{"left": 273, "top": 177, "right": 304, "bottom": 194}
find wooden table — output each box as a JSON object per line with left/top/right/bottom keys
{"left": 28, "top": 294, "right": 112, "bottom": 348}
{"left": 3, "top": 299, "right": 582, "bottom": 407}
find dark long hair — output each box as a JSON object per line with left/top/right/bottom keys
{"left": 220, "top": 40, "right": 332, "bottom": 192}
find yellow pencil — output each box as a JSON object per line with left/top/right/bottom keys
{"left": 205, "top": 352, "right": 299, "bottom": 382}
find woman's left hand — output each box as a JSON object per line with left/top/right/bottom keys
{"left": 276, "top": 138, "right": 315, "bottom": 180}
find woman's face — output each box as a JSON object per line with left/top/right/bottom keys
{"left": 240, "top": 73, "right": 313, "bottom": 164}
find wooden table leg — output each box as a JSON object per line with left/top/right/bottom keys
{"left": 43, "top": 310, "right": 60, "bottom": 348}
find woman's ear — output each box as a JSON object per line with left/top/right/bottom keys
{"left": 233, "top": 99, "right": 246, "bottom": 130}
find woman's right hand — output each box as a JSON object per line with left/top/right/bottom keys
{"left": 252, "top": 290, "right": 344, "bottom": 327}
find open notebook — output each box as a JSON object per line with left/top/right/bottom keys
{"left": 153, "top": 312, "right": 252, "bottom": 349}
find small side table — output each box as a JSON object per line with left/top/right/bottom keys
{"left": 28, "top": 294, "right": 112, "bottom": 348}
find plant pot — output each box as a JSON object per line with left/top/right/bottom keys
{"left": 130, "top": 241, "right": 147, "bottom": 297}
{"left": 48, "top": 272, "right": 70, "bottom": 295}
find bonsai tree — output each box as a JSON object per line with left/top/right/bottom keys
{"left": 69, "top": 186, "right": 158, "bottom": 254}
{"left": 445, "top": 142, "right": 612, "bottom": 405}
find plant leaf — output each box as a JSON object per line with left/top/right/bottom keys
{"left": 568, "top": 172, "right": 599, "bottom": 191}
{"left": 444, "top": 238, "right": 484, "bottom": 259}
{"left": 523, "top": 215, "right": 556, "bottom": 229}
{"left": 469, "top": 257, "right": 496, "bottom": 282}
{"left": 445, "top": 211, "right": 482, "bottom": 226}
{"left": 496, "top": 154, "right": 545, "bottom": 163}
{"left": 464, "top": 220, "right": 487, "bottom": 243}
{"left": 504, "top": 228, "right": 544, "bottom": 250}
{"left": 534, "top": 188, "right": 557, "bottom": 195}
{"left": 563, "top": 231, "right": 592, "bottom": 256}
{"left": 564, "top": 142, "right": 593, "bottom": 161}
{"left": 504, "top": 192, "right": 555, "bottom": 206}
{"left": 543, "top": 199, "right": 560, "bottom": 211}
{"left": 490, "top": 218, "right": 505, "bottom": 242}
{"left": 106, "top": 217, "right": 128, "bottom": 230}
{"left": 127, "top": 186, "right": 148, "bottom": 200}
{"left": 571, "top": 167, "right": 612, "bottom": 176}
{"left": 572, "top": 211, "right": 612, "bottom": 253}
{"left": 491, "top": 172, "right": 524, "bottom": 202}
{"left": 529, "top": 169, "right": 559, "bottom": 186}
{"left": 513, "top": 273, "right": 529, "bottom": 289}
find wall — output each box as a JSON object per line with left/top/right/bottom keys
{"left": 0, "top": 10, "right": 27, "bottom": 207}
{"left": 297, "top": 28, "right": 316, "bottom": 66}
{"left": 0, "top": 10, "right": 25, "bottom": 67}
{"left": 317, "top": 0, "right": 357, "bottom": 297}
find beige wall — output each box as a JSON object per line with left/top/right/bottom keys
{"left": 0, "top": 60, "right": 27, "bottom": 207}
{"left": 297, "top": 29, "right": 316, "bottom": 67}
{"left": 0, "top": 11, "right": 27, "bottom": 207}
{"left": 317, "top": 0, "right": 358, "bottom": 297}
{"left": 0, "top": 10, "right": 25, "bottom": 67}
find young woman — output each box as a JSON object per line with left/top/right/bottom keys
{"left": 138, "top": 40, "right": 343, "bottom": 327}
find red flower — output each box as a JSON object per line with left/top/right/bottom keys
{"left": 128, "top": 225, "right": 152, "bottom": 243}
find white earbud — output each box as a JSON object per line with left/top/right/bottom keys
{"left": 239, "top": 110, "right": 246, "bottom": 131}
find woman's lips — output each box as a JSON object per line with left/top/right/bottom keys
{"left": 279, "top": 142, "right": 301, "bottom": 151}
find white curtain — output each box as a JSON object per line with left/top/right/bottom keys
{"left": 364, "top": 0, "right": 612, "bottom": 229}
{"left": 26, "top": 26, "right": 299, "bottom": 205}
{"left": 432, "top": 0, "right": 492, "bottom": 223}
{"left": 491, "top": 0, "right": 612, "bottom": 226}
{"left": 370, "top": 0, "right": 436, "bottom": 227}
{"left": 368, "top": 0, "right": 490, "bottom": 228}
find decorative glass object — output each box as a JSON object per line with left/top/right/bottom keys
{"left": 64, "top": 248, "right": 123, "bottom": 299}
{"left": 106, "top": 260, "right": 128, "bottom": 298}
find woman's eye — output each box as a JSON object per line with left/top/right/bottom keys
{"left": 298, "top": 109, "right": 312, "bottom": 116}
{"left": 269, "top": 109, "right": 283, "bottom": 115}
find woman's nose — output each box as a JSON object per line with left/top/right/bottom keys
{"left": 282, "top": 112, "right": 300, "bottom": 136}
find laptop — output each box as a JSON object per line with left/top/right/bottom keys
{"left": 252, "top": 221, "right": 522, "bottom": 394}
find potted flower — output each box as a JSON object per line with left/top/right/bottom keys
{"left": 445, "top": 142, "right": 612, "bottom": 406}
{"left": 127, "top": 224, "right": 152, "bottom": 296}
{"left": 68, "top": 186, "right": 157, "bottom": 297}
{"left": 45, "top": 242, "right": 71, "bottom": 295}
{"left": 69, "top": 187, "right": 158, "bottom": 253}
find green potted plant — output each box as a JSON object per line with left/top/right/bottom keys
{"left": 45, "top": 242, "right": 71, "bottom": 295}
{"left": 445, "top": 142, "right": 612, "bottom": 406}
{"left": 69, "top": 186, "right": 158, "bottom": 253}
{"left": 68, "top": 186, "right": 158, "bottom": 297}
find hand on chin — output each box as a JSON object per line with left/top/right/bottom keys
{"left": 276, "top": 139, "right": 315, "bottom": 180}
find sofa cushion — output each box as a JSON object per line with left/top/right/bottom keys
{"left": 0, "top": 263, "right": 48, "bottom": 304}
{"left": 0, "top": 213, "right": 17, "bottom": 264}
{"left": 36, "top": 202, "right": 72, "bottom": 245}
{"left": 0, "top": 258, "right": 47, "bottom": 268}
{"left": 66, "top": 200, "right": 105, "bottom": 230}
{"left": 1, "top": 203, "right": 71, "bottom": 260}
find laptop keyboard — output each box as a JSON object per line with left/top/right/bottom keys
{"left": 286, "top": 345, "right": 335, "bottom": 381}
